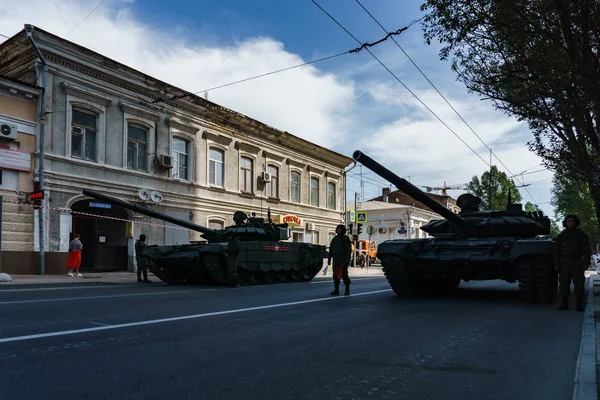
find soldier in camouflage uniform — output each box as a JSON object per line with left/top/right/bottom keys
{"left": 555, "top": 215, "right": 591, "bottom": 311}
{"left": 226, "top": 234, "right": 241, "bottom": 288}
{"left": 327, "top": 224, "right": 352, "bottom": 296}
{"left": 135, "top": 234, "right": 151, "bottom": 283}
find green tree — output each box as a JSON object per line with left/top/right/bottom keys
{"left": 467, "top": 165, "right": 522, "bottom": 210}
{"left": 551, "top": 167, "right": 599, "bottom": 249}
{"left": 419, "top": 0, "right": 600, "bottom": 236}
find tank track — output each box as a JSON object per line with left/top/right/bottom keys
{"left": 192, "top": 253, "right": 323, "bottom": 286}
{"left": 382, "top": 256, "right": 459, "bottom": 296}
{"left": 517, "top": 255, "right": 557, "bottom": 303}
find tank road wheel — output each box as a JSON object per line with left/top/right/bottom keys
{"left": 517, "top": 256, "right": 557, "bottom": 303}
{"left": 262, "top": 271, "right": 276, "bottom": 283}
{"left": 301, "top": 265, "right": 314, "bottom": 281}
{"left": 291, "top": 270, "right": 302, "bottom": 281}
{"left": 203, "top": 253, "right": 230, "bottom": 286}
{"left": 277, "top": 270, "right": 289, "bottom": 282}
{"left": 381, "top": 256, "right": 423, "bottom": 296}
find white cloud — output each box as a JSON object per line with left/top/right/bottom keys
{"left": 0, "top": 0, "right": 556, "bottom": 215}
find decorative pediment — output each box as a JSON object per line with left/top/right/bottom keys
{"left": 202, "top": 130, "right": 233, "bottom": 146}
{"left": 326, "top": 170, "right": 341, "bottom": 180}
{"left": 307, "top": 165, "right": 325, "bottom": 175}
{"left": 263, "top": 150, "right": 286, "bottom": 162}
{"left": 61, "top": 82, "right": 112, "bottom": 106}
{"left": 286, "top": 159, "right": 306, "bottom": 169}
{"left": 120, "top": 103, "right": 160, "bottom": 122}
{"left": 168, "top": 117, "right": 199, "bottom": 135}
{"left": 235, "top": 141, "right": 261, "bottom": 154}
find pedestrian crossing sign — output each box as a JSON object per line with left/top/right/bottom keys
{"left": 356, "top": 211, "right": 368, "bottom": 223}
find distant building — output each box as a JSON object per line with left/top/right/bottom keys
{"left": 0, "top": 75, "right": 40, "bottom": 273}
{"left": 0, "top": 26, "right": 352, "bottom": 274}
{"left": 369, "top": 187, "right": 460, "bottom": 214}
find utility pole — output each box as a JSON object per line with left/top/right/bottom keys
{"left": 360, "top": 165, "right": 365, "bottom": 202}
{"left": 488, "top": 148, "right": 493, "bottom": 210}
{"left": 353, "top": 191, "right": 359, "bottom": 269}
{"left": 26, "top": 25, "right": 47, "bottom": 275}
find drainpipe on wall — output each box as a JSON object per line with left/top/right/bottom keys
{"left": 25, "top": 24, "right": 47, "bottom": 275}
{"left": 342, "top": 161, "right": 357, "bottom": 226}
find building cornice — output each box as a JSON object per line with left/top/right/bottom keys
{"left": 120, "top": 102, "right": 160, "bottom": 123}
{"left": 61, "top": 82, "right": 112, "bottom": 106}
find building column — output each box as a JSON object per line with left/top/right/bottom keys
{"left": 126, "top": 221, "right": 135, "bottom": 272}
{"left": 58, "top": 208, "right": 72, "bottom": 252}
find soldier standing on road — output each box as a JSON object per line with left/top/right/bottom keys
{"left": 327, "top": 224, "right": 352, "bottom": 296}
{"left": 226, "top": 234, "right": 241, "bottom": 288}
{"left": 135, "top": 234, "right": 151, "bottom": 283}
{"left": 555, "top": 215, "right": 591, "bottom": 311}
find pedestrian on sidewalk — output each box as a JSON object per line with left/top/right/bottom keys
{"left": 327, "top": 224, "right": 352, "bottom": 296}
{"left": 66, "top": 233, "right": 83, "bottom": 277}
{"left": 135, "top": 234, "right": 151, "bottom": 283}
{"left": 555, "top": 214, "right": 591, "bottom": 311}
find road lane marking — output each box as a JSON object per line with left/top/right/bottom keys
{"left": 0, "top": 289, "right": 393, "bottom": 343}
{"left": 88, "top": 322, "right": 110, "bottom": 326}
{"left": 0, "top": 283, "right": 161, "bottom": 293}
{"left": 0, "top": 290, "right": 189, "bottom": 305}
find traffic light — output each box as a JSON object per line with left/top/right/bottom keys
{"left": 348, "top": 223, "right": 354, "bottom": 234}
{"left": 357, "top": 223, "right": 363, "bottom": 236}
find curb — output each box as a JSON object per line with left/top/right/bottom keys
{"left": 0, "top": 281, "right": 135, "bottom": 290}
{"left": 572, "top": 275, "right": 597, "bottom": 400}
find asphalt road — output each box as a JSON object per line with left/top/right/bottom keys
{"left": 0, "top": 276, "right": 584, "bottom": 400}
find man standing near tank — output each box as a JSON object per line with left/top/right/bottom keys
{"left": 226, "top": 234, "right": 241, "bottom": 288}
{"left": 555, "top": 214, "right": 592, "bottom": 311}
{"left": 327, "top": 224, "right": 352, "bottom": 296}
{"left": 135, "top": 234, "right": 151, "bottom": 283}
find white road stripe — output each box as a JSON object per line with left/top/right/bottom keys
{"left": 0, "top": 283, "right": 158, "bottom": 293}
{"left": 0, "top": 290, "right": 189, "bottom": 305}
{"left": 0, "top": 289, "right": 392, "bottom": 343}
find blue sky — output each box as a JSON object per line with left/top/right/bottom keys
{"left": 0, "top": 0, "right": 556, "bottom": 216}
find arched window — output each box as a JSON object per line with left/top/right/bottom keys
{"left": 209, "top": 147, "right": 224, "bottom": 186}
{"left": 127, "top": 124, "right": 149, "bottom": 171}
{"left": 266, "top": 165, "right": 279, "bottom": 198}
{"left": 240, "top": 156, "right": 253, "bottom": 192}
{"left": 310, "top": 177, "right": 319, "bottom": 207}
{"left": 172, "top": 137, "right": 189, "bottom": 180}
{"left": 208, "top": 219, "right": 225, "bottom": 230}
{"left": 327, "top": 182, "right": 336, "bottom": 209}
{"left": 71, "top": 108, "right": 98, "bottom": 162}
{"left": 290, "top": 171, "right": 300, "bottom": 203}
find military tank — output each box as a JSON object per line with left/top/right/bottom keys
{"left": 82, "top": 189, "right": 327, "bottom": 286}
{"left": 351, "top": 150, "right": 557, "bottom": 303}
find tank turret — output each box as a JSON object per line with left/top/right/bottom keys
{"left": 352, "top": 151, "right": 550, "bottom": 238}
{"left": 82, "top": 189, "right": 290, "bottom": 242}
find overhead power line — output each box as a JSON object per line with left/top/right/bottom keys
{"left": 0, "top": 33, "right": 9, "bottom": 39}
{"left": 353, "top": 0, "right": 540, "bottom": 205}
{"left": 153, "top": 20, "right": 421, "bottom": 104}
{"left": 310, "top": 0, "right": 490, "bottom": 169}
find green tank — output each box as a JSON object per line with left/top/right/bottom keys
{"left": 352, "top": 151, "right": 558, "bottom": 303}
{"left": 82, "top": 189, "right": 327, "bottom": 285}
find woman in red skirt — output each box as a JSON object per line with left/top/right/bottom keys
{"left": 66, "top": 233, "right": 83, "bottom": 277}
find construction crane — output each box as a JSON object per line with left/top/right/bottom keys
{"left": 423, "top": 181, "right": 468, "bottom": 196}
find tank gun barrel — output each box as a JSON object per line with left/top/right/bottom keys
{"left": 82, "top": 189, "right": 217, "bottom": 235}
{"left": 352, "top": 151, "right": 469, "bottom": 232}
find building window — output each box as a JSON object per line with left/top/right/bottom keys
{"left": 172, "top": 138, "right": 189, "bottom": 180}
{"left": 310, "top": 177, "right": 319, "bottom": 207}
{"left": 208, "top": 219, "right": 225, "bottom": 230}
{"left": 266, "top": 165, "right": 279, "bottom": 198}
{"left": 209, "top": 147, "right": 224, "bottom": 186}
{"left": 240, "top": 156, "right": 253, "bottom": 193}
{"left": 327, "top": 182, "right": 336, "bottom": 210}
{"left": 327, "top": 232, "right": 335, "bottom": 244}
{"left": 127, "top": 124, "right": 148, "bottom": 171}
{"left": 71, "top": 109, "right": 97, "bottom": 162}
{"left": 312, "top": 231, "right": 320, "bottom": 245}
{"left": 290, "top": 171, "right": 300, "bottom": 203}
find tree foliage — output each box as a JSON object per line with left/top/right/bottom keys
{"left": 467, "top": 165, "right": 522, "bottom": 210}
{"left": 551, "top": 166, "right": 599, "bottom": 247}
{"left": 419, "top": 0, "right": 600, "bottom": 232}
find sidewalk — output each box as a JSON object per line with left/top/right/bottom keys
{"left": 0, "top": 271, "right": 159, "bottom": 290}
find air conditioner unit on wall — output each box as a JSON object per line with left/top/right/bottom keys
{"left": 260, "top": 171, "right": 271, "bottom": 182}
{"left": 0, "top": 119, "right": 18, "bottom": 141}
{"left": 158, "top": 154, "right": 173, "bottom": 169}
{"left": 306, "top": 222, "right": 315, "bottom": 231}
